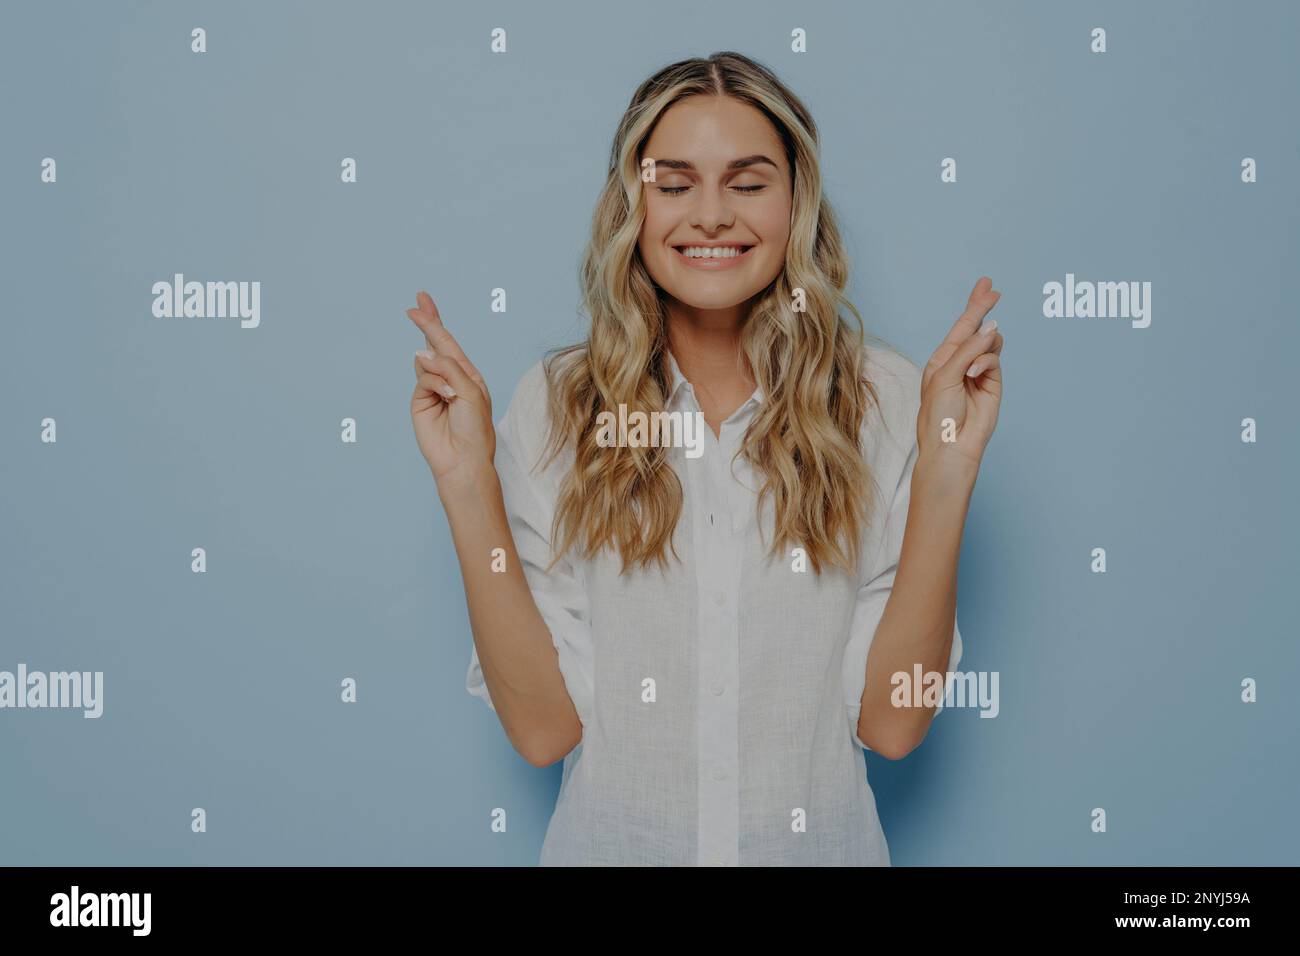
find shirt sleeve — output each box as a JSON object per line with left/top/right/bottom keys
{"left": 843, "top": 352, "right": 963, "bottom": 753}
{"left": 465, "top": 360, "right": 595, "bottom": 727}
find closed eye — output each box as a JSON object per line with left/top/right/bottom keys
{"left": 657, "top": 185, "right": 767, "bottom": 195}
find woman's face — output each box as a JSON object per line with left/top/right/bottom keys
{"left": 638, "top": 95, "right": 792, "bottom": 315}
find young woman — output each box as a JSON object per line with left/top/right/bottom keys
{"left": 407, "top": 52, "right": 1004, "bottom": 866}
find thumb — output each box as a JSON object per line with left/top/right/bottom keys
{"left": 937, "top": 320, "right": 998, "bottom": 389}
{"left": 425, "top": 351, "right": 481, "bottom": 408}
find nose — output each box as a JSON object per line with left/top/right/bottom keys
{"left": 688, "top": 181, "right": 735, "bottom": 232}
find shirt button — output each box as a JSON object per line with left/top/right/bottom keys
{"left": 712, "top": 765, "right": 727, "bottom": 782}
{"left": 711, "top": 858, "right": 726, "bottom": 866}
{"left": 712, "top": 590, "right": 726, "bottom": 606}
{"left": 710, "top": 679, "right": 725, "bottom": 695}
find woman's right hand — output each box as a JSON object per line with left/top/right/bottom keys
{"left": 406, "top": 291, "right": 496, "bottom": 488}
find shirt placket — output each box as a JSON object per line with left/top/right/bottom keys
{"left": 693, "top": 406, "right": 744, "bottom": 868}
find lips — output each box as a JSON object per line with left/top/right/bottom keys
{"left": 672, "top": 245, "right": 753, "bottom": 255}
{"left": 671, "top": 245, "right": 756, "bottom": 269}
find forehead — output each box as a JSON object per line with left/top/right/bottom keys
{"left": 642, "top": 95, "right": 785, "bottom": 169}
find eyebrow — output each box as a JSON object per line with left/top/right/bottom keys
{"left": 650, "top": 154, "right": 780, "bottom": 172}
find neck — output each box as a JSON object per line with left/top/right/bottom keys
{"left": 663, "top": 298, "right": 755, "bottom": 388}
{"left": 662, "top": 298, "right": 758, "bottom": 430}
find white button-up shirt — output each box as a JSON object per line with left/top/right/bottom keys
{"left": 467, "top": 345, "right": 962, "bottom": 865}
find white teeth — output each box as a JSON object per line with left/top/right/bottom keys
{"left": 678, "top": 246, "right": 748, "bottom": 259}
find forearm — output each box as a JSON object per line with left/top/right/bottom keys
{"left": 437, "top": 465, "right": 581, "bottom": 765}
{"left": 857, "top": 454, "right": 976, "bottom": 756}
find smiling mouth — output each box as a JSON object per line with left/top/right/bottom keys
{"left": 672, "top": 245, "right": 755, "bottom": 261}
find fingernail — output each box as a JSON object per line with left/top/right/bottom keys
{"left": 437, "top": 384, "right": 457, "bottom": 399}
{"left": 981, "top": 319, "right": 998, "bottom": 337}
{"left": 417, "top": 349, "right": 435, "bottom": 360}
{"left": 966, "top": 363, "right": 982, "bottom": 378}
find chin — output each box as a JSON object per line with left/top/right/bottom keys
{"left": 664, "top": 287, "right": 758, "bottom": 310}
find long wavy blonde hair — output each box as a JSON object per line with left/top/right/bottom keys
{"left": 537, "top": 51, "right": 894, "bottom": 577}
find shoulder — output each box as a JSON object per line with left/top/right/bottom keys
{"left": 496, "top": 349, "right": 581, "bottom": 486}
{"left": 497, "top": 357, "right": 553, "bottom": 464}
{"left": 499, "top": 356, "right": 552, "bottom": 431}
{"left": 859, "top": 343, "right": 923, "bottom": 457}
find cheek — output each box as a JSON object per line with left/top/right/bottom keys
{"left": 738, "top": 196, "right": 789, "bottom": 277}
{"left": 641, "top": 198, "right": 671, "bottom": 237}
{"left": 639, "top": 209, "right": 669, "bottom": 259}
{"left": 754, "top": 204, "right": 790, "bottom": 268}
{"left": 752, "top": 198, "right": 791, "bottom": 242}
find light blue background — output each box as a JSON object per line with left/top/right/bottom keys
{"left": 2, "top": 0, "right": 1297, "bottom": 865}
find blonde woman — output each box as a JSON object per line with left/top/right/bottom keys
{"left": 407, "top": 51, "right": 1004, "bottom": 866}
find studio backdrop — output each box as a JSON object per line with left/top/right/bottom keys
{"left": 2, "top": 0, "right": 1297, "bottom": 865}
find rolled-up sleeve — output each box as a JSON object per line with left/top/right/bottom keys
{"left": 843, "top": 353, "right": 963, "bottom": 753}
{"left": 465, "top": 361, "right": 595, "bottom": 727}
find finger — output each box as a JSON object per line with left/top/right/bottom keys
{"left": 416, "top": 370, "right": 458, "bottom": 401}
{"left": 411, "top": 387, "right": 447, "bottom": 427}
{"left": 965, "top": 351, "right": 1002, "bottom": 381}
{"left": 407, "top": 292, "right": 486, "bottom": 382}
{"left": 964, "top": 330, "right": 1005, "bottom": 365}
{"left": 414, "top": 354, "right": 458, "bottom": 400}
{"left": 407, "top": 292, "right": 465, "bottom": 362}
{"left": 415, "top": 344, "right": 492, "bottom": 413}
{"left": 426, "top": 351, "right": 482, "bottom": 408}
{"left": 415, "top": 351, "right": 459, "bottom": 399}
{"left": 922, "top": 281, "right": 1000, "bottom": 391}
{"left": 406, "top": 307, "right": 489, "bottom": 400}
{"left": 405, "top": 305, "right": 456, "bottom": 365}
{"left": 936, "top": 319, "right": 1000, "bottom": 388}
{"left": 941, "top": 278, "right": 1001, "bottom": 349}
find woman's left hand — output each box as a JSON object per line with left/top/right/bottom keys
{"left": 916, "top": 276, "right": 1005, "bottom": 478}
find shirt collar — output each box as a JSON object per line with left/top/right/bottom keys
{"left": 663, "top": 348, "right": 766, "bottom": 413}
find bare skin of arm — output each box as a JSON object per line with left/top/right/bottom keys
{"left": 407, "top": 291, "right": 581, "bottom": 767}
{"left": 856, "top": 457, "right": 975, "bottom": 758}
{"left": 857, "top": 278, "right": 1005, "bottom": 758}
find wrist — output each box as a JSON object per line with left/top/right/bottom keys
{"left": 914, "top": 446, "right": 980, "bottom": 498}
{"left": 435, "top": 460, "right": 501, "bottom": 505}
